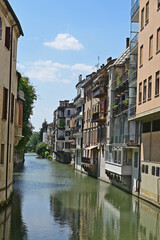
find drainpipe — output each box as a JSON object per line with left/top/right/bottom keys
{"left": 5, "top": 24, "right": 16, "bottom": 201}
{"left": 137, "top": 121, "right": 142, "bottom": 194}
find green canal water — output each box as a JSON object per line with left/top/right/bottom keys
{"left": 0, "top": 153, "right": 160, "bottom": 240}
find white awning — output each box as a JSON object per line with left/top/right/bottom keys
{"left": 85, "top": 145, "right": 98, "bottom": 150}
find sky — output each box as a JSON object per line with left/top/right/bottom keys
{"left": 9, "top": 0, "right": 130, "bottom": 131}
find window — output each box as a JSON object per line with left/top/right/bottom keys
{"left": 142, "top": 122, "right": 151, "bottom": 133}
{"left": 2, "top": 87, "right": 8, "bottom": 120}
{"left": 157, "top": 28, "right": 160, "bottom": 52}
{"left": 156, "top": 167, "right": 160, "bottom": 177}
{"left": 0, "top": 144, "right": 4, "bottom": 164}
{"left": 9, "top": 144, "right": 12, "bottom": 163}
{"left": 67, "top": 120, "right": 70, "bottom": 126}
{"left": 152, "top": 166, "right": 155, "bottom": 175}
{"left": 11, "top": 94, "right": 14, "bottom": 123}
{"left": 5, "top": 27, "right": 10, "bottom": 50}
{"left": 67, "top": 110, "right": 70, "bottom": 116}
{"left": 0, "top": 18, "right": 2, "bottom": 40}
{"left": 134, "top": 152, "right": 138, "bottom": 168}
{"left": 155, "top": 71, "right": 160, "bottom": 96}
{"left": 145, "top": 2, "right": 149, "bottom": 24}
{"left": 149, "top": 35, "right": 153, "bottom": 59}
{"left": 118, "top": 151, "right": 121, "bottom": 164}
{"left": 148, "top": 76, "right": 152, "bottom": 100}
{"left": 141, "top": 8, "right": 145, "bottom": 29}
{"left": 145, "top": 165, "right": 148, "bottom": 174}
{"left": 139, "top": 82, "right": 142, "bottom": 104}
{"left": 152, "top": 119, "right": 160, "bottom": 132}
{"left": 143, "top": 79, "right": 147, "bottom": 102}
{"left": 158, "top": 0, "right": 160, "bottom": 9}
{"left": 142, "top": 164, "right": 145, "bottom": 173}
{"left": 18, "top": 103, "right": 23, "bottom": 126}
{"left": 140, "top": 45, "right": 143, "bottom": 67}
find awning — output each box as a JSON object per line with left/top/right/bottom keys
{"left": 85, "top": 145, "right": 98, "bottom": 150}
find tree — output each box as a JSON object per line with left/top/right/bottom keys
{"left": 26, "top": 132, "right": 40, "bottom": 151}
{"left": 39, "top": 119, "right": 48, "bottom": 142}
{"left": 15, "top": 76, "right": 37, "bottom": 157}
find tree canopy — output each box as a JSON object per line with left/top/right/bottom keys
{"left": 16, "top": 76, "right": 37, "bottom": 154}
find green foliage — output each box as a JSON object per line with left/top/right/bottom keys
{"left": 16, "top": 76, "right": 37, "bottom": 154}
{"left": 39, "top": 119, "right": 48, "bottom": 142}
{"left": 36, "top": 142, "right": 48, "bottom": 158}
{"left": 26, "top": 132, "right": 40, "bottom": 148}
{"left": 45, "top": 151, "right": 50, "bottom": 158}
{"left": 117, "top": 76, "right": 121, "bottom": 86}
{"left": 59, "top": 120, "right": 65, "bottom": 127}
{"left": 47, "top": 155, "right": 53, "bottom": 160}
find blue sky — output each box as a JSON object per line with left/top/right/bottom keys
{"left": 9, "top": 0, "right": 130, "bottom": 131}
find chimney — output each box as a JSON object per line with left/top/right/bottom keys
{"left": 126, "top": 38, "right": 130, "bottom": 48}
{"left": 78, "top": 74, "right": 82, "bottom": 82}
{"left": 107, "top": 57, "right": 112, "bottom": 64}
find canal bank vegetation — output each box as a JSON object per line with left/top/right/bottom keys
{"left": 36, "top": 142, "right": 53, "bottom": 160}
{"left": 15, "top": 76, "right": 37, "bottom": 164}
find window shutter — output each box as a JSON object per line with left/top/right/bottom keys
{"left": 0, "top": 18, "right": 2, "bottom": 40}
{"left": 5, "top": 27, "right": 10, "bottom": 50}
{"left": 2, "top": 87, "right": 8, "bottom": 120}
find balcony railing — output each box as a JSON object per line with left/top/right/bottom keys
{"left": 113, "top": 103, "right": 128, "bottom": 116}
{"left": 57, "top": 136, "right": 65, "bottom": 140}
{"left": 128, "top": 105, "right": 136, "bottom": 118}
{"left": 93, "top": 86, "right": 106, "bottom": 98}
{"left": 92, "top": 112, "right": 106, "bottom": 122}
{"left": 131, "top": 0, "right": 139, "bottom": 20}
{"left": 129, "top": 70, "right": 137, "bottom": 86}
{"left": 113, "top": 72, "right": 129, "bottom": 90}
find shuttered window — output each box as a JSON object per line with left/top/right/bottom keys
{"left": 2, "top": 87, "right": 8, "bottom": 120}
{"left": 0, "top": 18, "right": 2, "bottom": 40}
{"left": 143, "top": 79, "right": 147, "bottom": 102}
{"left": 149, "top": 35, "right": 153, "bottom": 59}
{"left": 157, "top": 28, "right": 160, "bottom": 52}
{"left": 139, "top": 82, "right": 142, "bottom": 104}
{"left": 141, "top": 8, "right": 144, "bottom": 29}
{"left": 155, "top": 71, "right": 160, "bottom": 96}
{"left": 5, "top": 27, "right": 10, "bottom": 49}
{"left": 0, "top": 144, "right": 5, "bottom": 164}
{"left": 140, "top": 45, "right": 143, "bottom": 67}
{"left": 148, "top": 76, "right": 152, "bottom": 100}
{"left": 145, "top": 2, "right": 149, "bottom": 24}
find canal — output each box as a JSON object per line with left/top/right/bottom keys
{"left": 0, "top": 153, "right": 160, "bottom": 240}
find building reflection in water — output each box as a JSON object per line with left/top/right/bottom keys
{"left": 50, "top": 172, "right": 160, "bottom": 240}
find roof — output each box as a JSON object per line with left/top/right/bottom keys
{"left": 3, "top": 0, "right": 24, "bottom": 36}
{"left": 113, "top": 47, "right": 130, "bottom": 66}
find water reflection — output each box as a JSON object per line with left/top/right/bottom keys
{"left": 0, "top": 154, "right": 159, "bottom": 240}
{"left": 50, "top": 172, "right": 160, "bottom": 240}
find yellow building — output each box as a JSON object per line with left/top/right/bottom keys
{"left": 0, "top": 0, "right": 23, "bottom": 205}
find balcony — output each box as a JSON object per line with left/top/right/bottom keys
{"left": 93, "top": 86, "right": 106, "bottom": 98}
{"left": 92, "top": 112, "right": 105, "bottom": 122}
{"left": 105, "top": 162, "right": 132, "bottom": 176}
{"left": 128, "top": 105, "right": 136, "bottom": 118}
{"left": 73, "top": 110, "right": 83, "bottom": 119}
{"left": 74, "top": 93, "right": 84, "bottom": 105}
{"left": 82, "top": 157, "right": 91, "bottom": 164}
{"left": 15, "top": 125, "right": 23, "bottom": 146}
{"left": 129, "top": 70, "right": 137, "bottom": 87}
{"left": 72, "top": 126, "right": 82, "bottom": 135}
{"left": 130, "top": 33, "right": 138, "bottom": 54}
{"left": 131, "top": 0, "right": 139, "bottom": 22}
{"left": 113, "top": 72, "right": 129, "bottom": 90}
{"left": 113, "top": 102, "right": 128, "bottom": 116}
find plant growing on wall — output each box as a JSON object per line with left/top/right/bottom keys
{"left": 59, "top": 120, "right": 65, "bottom": 127}
{"left": 117, "top": 76, "right": 121, "bottom": 86}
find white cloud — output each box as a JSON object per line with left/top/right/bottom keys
{"left": 19, "top": 60, "right": 95, "bottom": 83}
{"left": 72, "top": 63, "right": 95, "bottom": 72}
{"left": 17, "top": 63, "right": 25, "bottom": 70}
{"left": 44, "top": 33, "right": 84, "bottom": 51}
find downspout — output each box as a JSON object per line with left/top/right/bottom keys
{"left": 137, "top": 121, "right": 142, "bottom": 194}
{"left": 5, "top": 24, "right": 16, "bottom": 201}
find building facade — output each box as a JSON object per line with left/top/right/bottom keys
{"left": 0, "top": 0, "right": 23, "bottom": 204}
{"left": 53, "top": 100, "right": 75, "bottom": 164}
{"left": 133, "top": 0, "right": 160, "bottom": 205}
